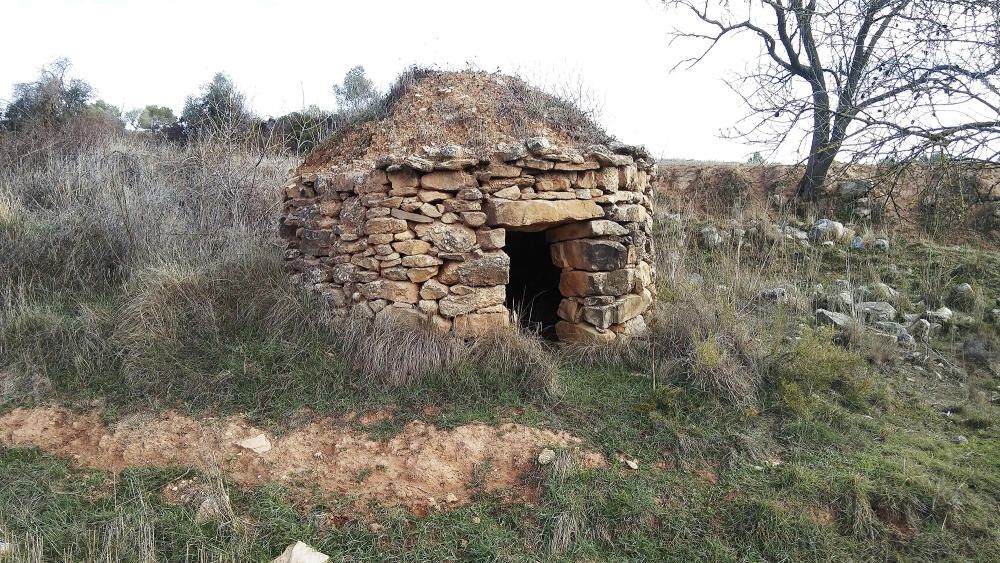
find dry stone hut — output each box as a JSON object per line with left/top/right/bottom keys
{"left": 279, "top": 71, "right": 655, "bottom": 343}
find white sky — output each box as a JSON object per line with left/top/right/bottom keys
{"left": 0, "top": 0, "right": 771, "bottom": 162}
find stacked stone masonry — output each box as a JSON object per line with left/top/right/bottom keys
{"left": 279, "top": 137, "right": 656, "bottom": 344}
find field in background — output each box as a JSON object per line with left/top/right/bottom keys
{"left": 655, "top": 159, "right": 1000, "bottom": 244}
{"left": 1, "top": 127, "right": 999, "bottom": 561}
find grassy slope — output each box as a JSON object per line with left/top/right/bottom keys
{"left": 4, "top": 240, "right": 1000, "bottom": 562}
{"left": 3, "top": 359, "right": 997, "bottom": 561}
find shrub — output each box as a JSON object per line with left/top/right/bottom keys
{"left": 776, "top": 327, "right": 872, "bottom": 415}
{"left": 2, "top": 59, "right": 93, "bottom": 131}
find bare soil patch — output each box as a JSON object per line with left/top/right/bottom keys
{"left": 0, "top": 406, "right": 603, "bottom": 515}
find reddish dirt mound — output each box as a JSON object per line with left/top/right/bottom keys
{"left": 0, "top": 406, "right": 604, "bottom": 515}
{"left": 300, "top": 70, "right": 612, "bottom": 174}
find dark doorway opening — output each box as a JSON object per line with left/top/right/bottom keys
{"left": 505, "top": 230, "right": 562, "bottom": 339}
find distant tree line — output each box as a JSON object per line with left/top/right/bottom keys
{"left": 0, "top": 59, "right": 381, "bottom": 154}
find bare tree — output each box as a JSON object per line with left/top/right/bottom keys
{"left": 666, "top": 0, "right": 1000, "bottom": 200}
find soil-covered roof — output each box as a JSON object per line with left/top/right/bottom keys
{"left": 299, "top": 69, "right": 617, "bottom": 174}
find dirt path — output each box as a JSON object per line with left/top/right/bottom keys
{"left": 0, "top": 406, "right": 603, "bottom": 515}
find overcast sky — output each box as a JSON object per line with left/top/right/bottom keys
{"left": 1, "top": 0, "right": 772, "bottom": 162}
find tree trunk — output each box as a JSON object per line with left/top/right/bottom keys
{"left": 795, "top": 149, "right": 837, "bottom": 201}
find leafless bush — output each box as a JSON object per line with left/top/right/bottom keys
{"left": 497, "top": 72, "right": 613, "bottom": 146}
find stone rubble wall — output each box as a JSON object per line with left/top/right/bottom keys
{"left": 279, "top": 137, "right": 656, "bottom": 343}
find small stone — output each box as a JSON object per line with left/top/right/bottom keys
{"left": 195, "top": 494, "right": 226, "bottom": 524}
{"left": 271, "top": 541, "right": 330, "bottom": 563}
{"left": 236, "top": 434, "right": 272, "bottom": 454}
{"left": 857, "top": 301, "right": 897, "bottom": 322}
{"left": 537, "top": 448, "right": 557, "bottom": 465}
{"left": 624, "top": 459, "right": 639, "bottom": 470}
{"left": 477, "top": 228, "right": 505, "bottom": 250}
{"left": 816, "top": 308, "right": 855, "bottom": 329}
{"left": 849, "top": 235, "right": 864, "bottom": 250}
{"left": 909, "top": 318, "right": 932, "bottom": 340}
{"left": 954, "top": 435, "right": 969, "bottom": 445}
{"left": 420, "top": 279, "right": 449, "bottom": 300}
{"left": 925, "top": 306, "right": 953, "bottom": 324}
{"left": 526, "top": 136, "right": 556, "bottom": 156}
{"left": 807, "top": 219, "right": 845, "bottom": 242}
{"left": 493, "top": 186, "right": 521, "bottom": 199}
{"left": 461, "top": 211, "right": 487, "bottom": 227}
{"left": 874, "top": 238, "right": 890, "bottom": 252}
{"left": 700, "top": 226, "right": 722, "bottom": 249}
{"left": 759, "top": 287, "right": 787, "bottom": 303}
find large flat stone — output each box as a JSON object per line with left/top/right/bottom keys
{"left": 451, "top": 251, "right": 510, "bottom": 286}
{"left": 555, "top": 321, "right": 617, "bottom": 344}
{"left": 414, "top": 223, "right": 477, "bottom": 253}
{"left": 550, "top": 239, "right": 629, "bottom": 272}
{"left": 546, "top": 219, "right": 630, "bottom": 242}
{"left": 452, "top": 311, "right": 510, "bottom": 337}
{"left": 419, "top": 171, "right": 477, "bottom": 191}
{"left": 484, "top": 199, "right": 603, "bottom": 231}
{"left": 359, "top": 280, "right": 419, "bottom": 304}
{"left": 581, "top": 289, "right": 652, "bottom": 329}
{"left": 559, "top": 269, "right": 636, "bottom": 297}
{"left": 439, "top": 285, "right": 506, "bottom": 317}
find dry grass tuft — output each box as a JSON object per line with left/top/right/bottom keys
{"left": 339, "top": 311, "right": 561, "bottom": 396}
{"left": 339, "top": 313, "right": 463, "bottom": 387}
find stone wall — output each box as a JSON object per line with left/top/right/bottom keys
{"left": 279, "top": 137, "right": 656, "bottom": 343}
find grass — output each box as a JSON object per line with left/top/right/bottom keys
{"left": 3, "top": 356, "right": 997, "bottom": 561}
{"left": 2, "top": 124, "right": 1000, "bottom": 560}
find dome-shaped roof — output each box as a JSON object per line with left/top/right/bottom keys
{"left": 299, "top": 69, "right": 615, "bottom": 174}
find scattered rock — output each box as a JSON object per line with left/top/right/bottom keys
{"left": 908, "top": 319, "right": 931, "bottom": 341}
{"left": 759, "top": 287, "right": 788, "bottom": 303}
{"left": 871, "top": 282, "right": 900, "bottom": 302}
{"left": 808, "top": 219, "right": 845, "bottom": 242}
{"left": 857, "top": 301, "right": 897, "bottom": 322}
{"left": 827, "top": 290, "right": 854, "bottom": 313}
{"left": 962, "top": 336, "right": 994, "bottom": 364}
{"left": 951, "top": 283, "right": 977, "bottom": 310}
{"left": 838, "top": 179, "right": 872, "bottom": 200}
{"left": 953, "top": 313, "right": 977, "bottom": 328}
{"left": 272, "top": 541, "right": 330, "bottom": 563}
{"left": 537, "top": 448, "right": 557, "bottom": 465}
{"left": 195, "top": 494, "right": 227, "bottom": 524}
{"left": 816, "top": 308, "right": 855, "bottom": 329}
{"left": 526, "top": 136, "right": 556, "bottom": 156}
{"left": 874, "top": 238, "right": 890, "bottom": 252}
{"left": 624, "top": 458, "right": 639, "bottom": 470}
{"left": 925, "top": 306, "right": 954, "bottom": 324}
{"left": 953, "top": 435, "right": 969, "bottom": 445}
{"left": 700, "top": 226, "right": 722, "bottom": 249}
{"left": 874, "top": 321, "right": 907, "bottom": 336}
{"left": 237, "top": 434, "right": 272, "bottom": 454}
